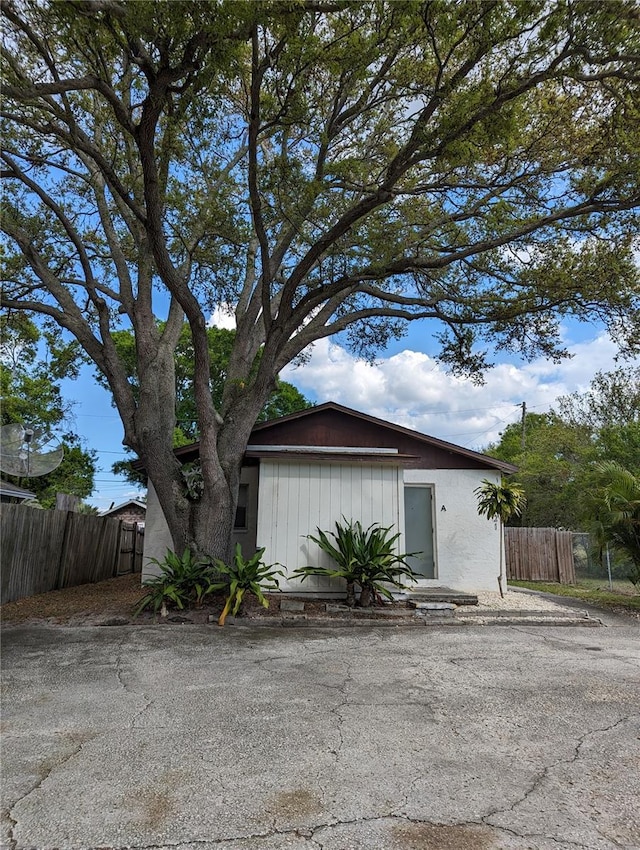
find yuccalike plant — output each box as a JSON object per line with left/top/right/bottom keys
{"left": 213, "top": 544, "right": 285, "bottom": 627}
{"left": 293, "top": 518, "right": 419, "bottom": 608}
{"left": 134, "top": 547, "right": 218, "bottom": 617}
{"left": 475, "top": 478, "right": 527, "bottom": 598}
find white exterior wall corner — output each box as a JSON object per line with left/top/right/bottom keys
{"left": 403, "top": 468, "right": 502, "bottom": 592}
{"left": 141, "top": 480, "right": 174, "bottom": 581}
{"left": 256, "top": 460, "right": 403, "bottom": 595}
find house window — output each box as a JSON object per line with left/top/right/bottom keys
{"left": 234, "top": 484, "right": 249, "bottom": 530}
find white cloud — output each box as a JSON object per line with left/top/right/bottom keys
{"left": 282, "top": 332, "right": 630, "bottom": 451}
{"left": 208, "top": 305, "right": 236, "bottom": 330}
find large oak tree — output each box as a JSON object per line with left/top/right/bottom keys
{"left": 2, "top": 0, "right": 639, "bottom": 560}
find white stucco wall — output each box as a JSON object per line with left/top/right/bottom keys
{"left": 256, "top": 461, "right": 403, "bottom": 594}
{"left": 141, "top": 480, "right": 173, "bottom": 581}
{"left": 403, "top": 468, "right": 502, "bottom": 592}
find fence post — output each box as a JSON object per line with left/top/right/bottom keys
{"left": 55, "top": 511, "right": 74, "bottom": 590}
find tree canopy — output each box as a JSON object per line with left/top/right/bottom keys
{"left": 104, "top": 324, "right": 312, "bottom": 484}
{"left": 2, "top": 0, "right": 639, "bottom": 558}
{"left": 97, "top": 325, "right": 312, "bottom": 443}
{"left": 485, "top": 368, "right": 640, "bottom": 530}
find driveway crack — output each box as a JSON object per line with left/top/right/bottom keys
{"left": 482, "top": 715, "right": 635, "bottom": 840}
{"left": 6, "top": 734, "right": 94, "bottom": 850}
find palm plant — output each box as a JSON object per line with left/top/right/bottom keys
{"left": 475, "top": 479, "right": 527, "bottom": 597}
{"left": 212, "top": 544, "right": 284, "bottom": 626}
{"left": 293, "top": 518, "right": 419, "bottom": 608}
{"left": 592, "top": 462, "right": 640, "bottom": 590}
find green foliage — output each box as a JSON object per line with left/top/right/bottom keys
{"left": 474, "top": 479, "right": 527, "bottom": 524}
{"left": 134, "top": 548, "right": 219, "bottom": 616}
{"left": 590, "top": 462, "right": 640, "bottom": 589}
{"left": 486, "top": 413, "right": 592, "bottom": 528}
{"left": 1, "top": 316, "right": 96, "bottom": 504}
{"left": 509, "top": 580, "right": 640, "bottom": 613}
{"left": 212, "top": 544, "right": 284, "bottom": 626}
{"left": 486, "top": 369, "right": 640, "bottom": 531}
{"left": 293, "top": 518, "right": 419, "bottom": 608}
{"left": 2, "top": 1, "right": 639, "bottom": 562}
{"left": 556, "top": 367, "right": 640, "bottom": 429}
{"left": 27, "top": 437, "right": 98, "bottom": 508}
{"left": 181, "top": 461, "right": 204, "bottom": 501}
{"left": 102, "top": 325, "right": 312, "bottom": 486}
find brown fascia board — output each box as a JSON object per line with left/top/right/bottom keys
{"left": 132, "top": 401, "right": 518, "bottom": 474}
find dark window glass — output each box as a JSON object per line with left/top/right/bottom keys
{"left": 234, "top": 484, "right": 248, "bottom": 529}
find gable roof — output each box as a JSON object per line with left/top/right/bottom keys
{"left": 100, "top": 499, "right": 147, "bottom": 516}
{"left": 251, "top": 402, "right": 517, "bottom": 472}
{"left": 163, "top": 401, "right": 516, "bottom": 474}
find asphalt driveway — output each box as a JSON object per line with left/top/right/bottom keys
{"left": 1, "top": 620, "right": 639, "bottom": 850}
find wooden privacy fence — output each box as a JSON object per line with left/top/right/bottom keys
{"left": 1, "top": 503, "right": 144, "bottom": 603}
{"left": 505, "top": 527, "right": 576, "bottom": 584}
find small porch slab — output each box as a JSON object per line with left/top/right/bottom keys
{"left": 401, "top": 587, "right": 479, "bottom": 607}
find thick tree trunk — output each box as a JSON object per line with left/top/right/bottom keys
{"left": 192, "top": 468, "right": 237, "bottom": 564}
{"left": 132, "top": 315, "right": 277, "bottom": 564}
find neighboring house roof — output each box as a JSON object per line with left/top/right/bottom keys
{"left": 100, "top": 499, "right": 147, "bottom": 516}
{"left": 0, "top": 480, "right": 36, "bottom": 501}
{"left": 135, "top": 402, "right": 517, "bottom": 474}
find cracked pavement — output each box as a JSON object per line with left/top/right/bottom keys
{"left": 1, "top": 619, "right": 638, "bottom": 850}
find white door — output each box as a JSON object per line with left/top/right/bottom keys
{"left": 404, "top": 485, "right": 435, "bottom": 578}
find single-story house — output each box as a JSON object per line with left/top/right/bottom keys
{"left": 0, "top": 480, "right": 36, "bottom": 504}
{"left": 141, "top": 402, "right": 517, "bottom": 594}
{"left": 101, "top": 499, "right": 147, "bottom": 526}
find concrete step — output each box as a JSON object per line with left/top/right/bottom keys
{"left": 405, "top": 589, "right": 478, "bottom": 606}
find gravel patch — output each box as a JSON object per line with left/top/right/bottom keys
{"left": 472, "top": 589, "right": 577, "bottom": 613}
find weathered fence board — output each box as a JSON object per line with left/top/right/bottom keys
{"left": 118, "top": 523, "right": 144, "bottom": 575}
{"left": 505, "top": 527, "right": 576, "bottom": 584}
{"left": 57, "top": 513, "right": 122, "bottom": 588}
{"left": 1, "top": 504, "right": 144, "bottom": 603}
{"left": 1, "top": 507, "right": 67, "bottom": 603}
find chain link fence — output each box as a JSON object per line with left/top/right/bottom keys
{"left": 572, "top": 532, "right": 636, "bottom": 589}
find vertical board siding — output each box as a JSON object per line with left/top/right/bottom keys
{"left": 257, "top": 461, "right": 402, "bottom": 593}
{"left": 505, "top": 527, "right": 576, "bottom": 584}
{"left": 0, "top": 505, "right": 144, "bottom": 602}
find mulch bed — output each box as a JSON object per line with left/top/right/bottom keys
{"left": 0, "top": 573, "right": 381, "bottom": 627}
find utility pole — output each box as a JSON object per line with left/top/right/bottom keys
{"left": 520, "top": 401, "right": 526, "bottom": 451}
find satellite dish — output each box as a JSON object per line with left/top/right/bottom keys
{"left": 0, "top": 424, "right": 64, "bottom": 477}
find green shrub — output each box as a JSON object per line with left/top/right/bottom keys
{"left": 134, "top": 547, "right": 218, "bottom": 616}
{"left": 212, "top": 544, "right": 284, "bottom": 626}
{"left": 293, "top": 518, "right": 419, "bottom": 608}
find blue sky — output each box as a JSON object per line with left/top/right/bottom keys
{"left": 61, "top": 315, "right": 634, "bottom": 512}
